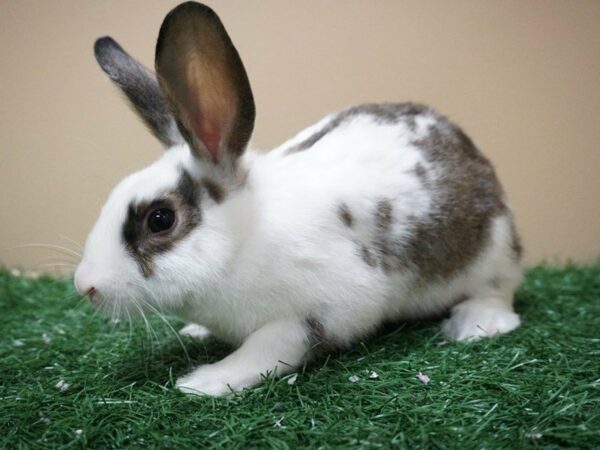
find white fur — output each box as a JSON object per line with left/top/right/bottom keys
{"left": 75, "top": 111, "right": 522, "bottom": 396}
{"left": 177, "top": 320, "right": 307, "bottom": 396}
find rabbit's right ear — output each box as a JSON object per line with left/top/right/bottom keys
{"left": 155, "top": 2, "right": 255, "bottom": 169}
{"left": 94, "top": 37, "right": 182, "bottom": 147}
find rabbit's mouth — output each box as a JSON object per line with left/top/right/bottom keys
{"left": 85, "top": 287, "right": 97, "bottom": 302}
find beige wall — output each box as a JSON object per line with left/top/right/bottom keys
{"left": 1, "top": 0, "right": 599, "bottom": 273}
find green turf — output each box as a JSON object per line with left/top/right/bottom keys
{"left": 1, "top": 265, "right": 599, "bottom": 449}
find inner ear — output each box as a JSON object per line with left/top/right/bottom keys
{"left": 155, "top": 2, "right": 255, "bottom": 166}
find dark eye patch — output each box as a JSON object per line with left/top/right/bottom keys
{"left": 122, "top": 169, "right": 202, "bottom": 277}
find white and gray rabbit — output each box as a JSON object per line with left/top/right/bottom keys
{"left": 75, "top": 1, "right": 523, "bottom": 396}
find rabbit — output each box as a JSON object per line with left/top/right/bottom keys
{"left": 74, "top": 1, "right": 523, "bottom": 396}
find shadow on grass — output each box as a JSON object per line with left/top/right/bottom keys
{"left": 110, "top": 335, "right": 233, "bottom": 386}
{"left": 109, "top": 318, "right": 447, "bottom": 390}
{"left": 106, "top": 282, "right": 537, "bottom": 390}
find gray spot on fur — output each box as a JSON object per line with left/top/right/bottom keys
{"left": 360, "top": 245, "right": 377, "bottom": 268}
{"left": 402, "top": 116, "right": 508, "bottom": 281}
{"left": 286, "top": 103, "right": 428, "bottom": 154}
{"left": 358, "top": 199, "right": 405, "bottom": 273}
{"left": 304, "top": 316, "right": 337, "bottom": 356}
{"left": 413, "top": 163, "right": 429, "bottom": 184}
{"left": 489, "top": 277, "right": 502, "bottom": 290}
{"left": 338, "top": 203, "right": 354, "bottom": 228}
{"left": 509, "top": 218, "right": 523, "bottom": 260}
{"left": 375, "top": 199, "right": 393, "bottom": 231}
{"left": 202, "top": 178, "right": 225, "bottom": 204}
{"left": 122, "top": 169, "right": 202, "bottom": 276}
{"left": 350, "top": 107, "right": 518, "bottom": 281}
{"left": 284, "top": 101, "right": 519, "bottom": 281}
{"left": 94, "top": 37, "right": 181, "bottom": 147}
{"left": 372, "top": 199, "right": 395, "bottom": 273}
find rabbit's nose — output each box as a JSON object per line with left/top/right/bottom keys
{"left": 74, "top": 261, "right": 98, "bottom": 298}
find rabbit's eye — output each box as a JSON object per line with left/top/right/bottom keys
{"left": 148, "top": 208, "right": 175, "bottom": 233}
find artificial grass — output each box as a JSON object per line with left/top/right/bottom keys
{"left": 0, "top": 265, "right": 599, "bottom": 449}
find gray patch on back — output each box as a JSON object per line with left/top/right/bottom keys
{"left": 286, "top": 103, "right": 428, "bottom": 154}
{"left": 289, "top": 101, "right": 519, "bottom": 279}
{"left": 403, "top": 116, "right": 508, "bottom": 280}
{"left": 344, "top": 105, "right": 517, "bottom": 281}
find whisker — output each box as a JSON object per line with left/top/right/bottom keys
{"left": 130, "top": 282, "right": 192, "bottom": 361}
{"left": 33, "top": 256, "right": 78, "bottom": 267}
{"left": 110, "top": 297, "right": 118, "bottom": 328}
{"left": 144, "top": 300, "right": 190, "bottom": 362}
{"left": 75, "top": 294, "right": 90, "bottom": 309}
{"left": 47, "top": 287, "right": 82, "bottom": 305}
{"left": 89, "top": 299, "right": 106, "bottom": 320}
{"left": 6, "top": 243, "right": 82, "bottom": 260}
{"left": 35, "top": 263, "right": 77, "bottom": 272}
{"left": 125, "top": 308, "right": 134, "bottom": 347}
{"left": 58, "top": 234, "right": 84, "bottom": 252}
{"left": 132, "top": 300, "right": 159, "bottom": 353}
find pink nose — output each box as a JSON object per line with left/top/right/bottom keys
{"left": 74, "top": 262, "right": 97, "bottom": 298}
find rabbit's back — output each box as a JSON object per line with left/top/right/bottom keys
{"left": 234, "top": 103, "right": 522, "bottom": 343}
{"left": 254, "top": 102, "right": 518, "bottom": 275}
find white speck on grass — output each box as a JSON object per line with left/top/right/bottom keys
{"left": 417, "top": 372, "right": 430, "bottom": 385}
{"left": 55, "top": 380, "right": 70, "bottom": 391}
{"left": 287, "top": 374, "right": 298, "bottom": 385}
{"left": 95, "top": 399, "right": 137, "bottom": 405}
{"left": 525, "top": 432, "right": 542, "bottom": 439}
{"left": 42, "top": 333, "right": 51, "bottom": 345}
{"left": 348, "top": 375, "right": 360, "bottom": 383}
{"left": 75, "top": 429, "right": 83, "bottom": 436}
{"left": 13, "top": 339, "right": 25, "bottom": 347}
{"left": 368, "top": 371, "right": 379, "bottom": 380}
{"left": 274, "top": 416, "right": 284, "bottom": 428}
{"left": 24, "top": 270, "right": 40, "bottom": 279}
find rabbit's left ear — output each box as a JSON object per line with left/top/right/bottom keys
{"left": 155, "top": 2, "right": 255, "bottom": 168}
{"left": 94, "top": 36, "right": 182, "bottom": 148}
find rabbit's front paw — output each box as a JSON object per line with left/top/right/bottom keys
{"left": 443, "top": 297, "right": 520, "bottom": 341}
{"left": 176, "top": 364, "right": 257, "bottom": 396}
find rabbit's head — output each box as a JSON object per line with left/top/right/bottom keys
{"left": 74, "top": 2, "right": 254, "bottom": 317}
